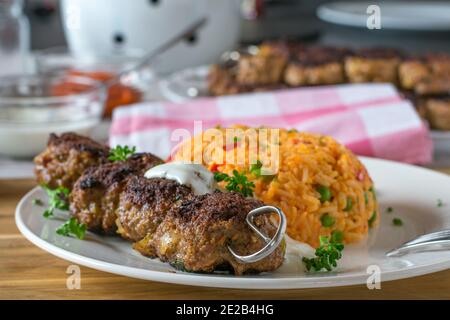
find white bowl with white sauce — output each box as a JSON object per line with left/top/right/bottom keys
{"left": 0, "top": 74, "right": 105, "bottom": 158}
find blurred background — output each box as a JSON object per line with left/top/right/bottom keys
{"left": 1, "top": 0, "right": 450, "bottom": 175}
{"left": 22, "top": 0, "right": 450, "bottom": 52}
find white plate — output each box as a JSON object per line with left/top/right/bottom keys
{"left": 317, "top": 1, "right": 450, "bottom": 31}
{"left": 15, "top": 157, "right": 450, "bottom": 289}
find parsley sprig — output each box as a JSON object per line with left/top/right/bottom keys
{"left": 41, "top": 186, "right": 70, "bottom": 218}
{"left": 108, "top": 145, "right": 136, "bottom": 162}
{"left": 56, "top": 217, "right": 87, "bottom": 240}
{"left": 32, "top": 199, "right": 43, "bottom": 206}
{"left": 368, "top": 211, "right": 377, "bottom": 228}
{"left": 302, "top": 235, "right": 344, "bottom": 272}
{"left": 37, "top": 186, "right": 86, "bottom": 240}
{"left": 214, "top": 170, "right": 255, "bottom": 197}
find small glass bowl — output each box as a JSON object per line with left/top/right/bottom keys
{"left": 0, "top": 73, "right": 105, "bottom": 158}
{"left": 33, "top": 47, "right": 154, "bottom": 116}
{"left": 35, "top": 46, "right": 147, "bottom": 72}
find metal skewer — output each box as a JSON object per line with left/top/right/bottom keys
{"left": 228, "top": 206, "right": 287, "bottom": 264}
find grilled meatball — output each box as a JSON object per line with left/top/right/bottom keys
{"left": 135, "top": 192, "right": 285, "bottom": 275}
{"left": 284, "top": 46, "right": 351, "bottom": 86}
{"left": 426, "top": 53, "right": 450, "bottom": 75}
{"left": 420, "top": 97, "right": 450, "bottom": 130}
{"left": 345, "top": 48, "right": 402, "bottom": 83}
{"left": 399, "top": 59, "right": 431, "bottom": 90}
{"left": 415, "top": 76, "right": 450, "bottom": 96}
{"left": 208, "top": 64, "right": 241, "bottom": 96}
{"left": 116, "top": 176, "right": 193, "bottom": 242}
{"left": 235, "top": 43, "right": 288, "bottom": 86}
{"left": 34, "top": 133, "right": 110, "bottom": 189}
{"left": 70, "top": 153, "right": 163, "bottom": 234}
{"left": 208, "top": 64, "right": 287, "bottom": 96}
{"left": 399, "top": 54, "right": 450, "bottom": 94}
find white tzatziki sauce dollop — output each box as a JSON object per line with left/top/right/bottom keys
{"left": 144, "top": 162, "right": 216, "bottom": 195}
{"left": 275, "top": 235, "right": 316, "bottom": 274}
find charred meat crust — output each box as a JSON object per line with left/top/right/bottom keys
{"left": 70, "top": 153, "right": 163, "bottom": 234}
{"left": 290, "top": 46, "right": 352, "bottom": 66}
{"left": 349, "top": 48, "right": 403, "bottom": 60}
{"left": 34, "top": 132, "right": 110, "bottom": 189}
{"left": 47, "top": 132, "right": 110, "bottom": 157}
{"left": 404, "top": 53, "right": 450, "bottom": 64}
{"left": 76, "top": 153, "right": 163, "bottom": 190}
{"left": 116, "top": 176, "right": 194, "bottom": 242}
{"left": 121, "top": 176, "right": 193, "bottom": 207}
{"left": 175, "top": 191, "right": 264, "bottom": 224}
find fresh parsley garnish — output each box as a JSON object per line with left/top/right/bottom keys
{"left": 43, "top": 209, "right": 53, "bottom": 218}
{"left": 437, "top": 199, "right": 444, "bottom": 207}
{"left": 368, "top": 211, "right": 377, "bottom": 228}
{"left": 393, "top": 218, "right": 403, "bottom": 226}
{"left": 170, "top": 259, "right": 188, "bottom": 272}
{"left": 56, "top": 218, "right": 87, "bottom": 240}
{"left": 369, "top": 186, "right": 377, "bottom": 201}
{"left": 41, "top": 186, "right": 70, "bottom": 218}
{"left": 213, "top": 172, "right": 229, "bottom": 182}
{"left": 386, "top": 207, "right": 393, "bottom": 213}
{"left": 302, "top": 235, "right": 344, "bottom": 272}
{"left": 214, "top": 170, "right": 255, "bottom": 197}
{"left": 108, "top": 145, "right": 136, "bottom": 162}
{"left": 32, "top": 199, "right": 43, "bottom": 206}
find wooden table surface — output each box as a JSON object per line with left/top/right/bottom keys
{"left": 2, "top": 172, "right": 450, "bottom": 300}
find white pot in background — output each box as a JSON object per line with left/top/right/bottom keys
{"left": 61, "top": 0, "right": 241, "bottom": 73}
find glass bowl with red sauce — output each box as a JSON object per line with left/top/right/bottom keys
{"left": 34, "top": 47, "right": 153, "bottom": 117}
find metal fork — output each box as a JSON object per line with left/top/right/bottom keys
{"left": 386, "top": 230, "right": 450, "bottom": 257}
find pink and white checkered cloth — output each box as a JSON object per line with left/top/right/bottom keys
{"left": 110, "top": 83, "right": 433, "bottom": 164}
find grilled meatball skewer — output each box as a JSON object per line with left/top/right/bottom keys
{"left": 75, "top": 170, "right": 285, "bottom": 274}
{"left": 134, "top": 191, "right": 285, "bottom": 275}
{"left": 34, "top": 133, "right": 165, "bottom": 235}
{"left": 118, "top": 163, "right": 285, "bottom": 275}
{"left": 35, "top": 135, "right": 285, "bottom": 274}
